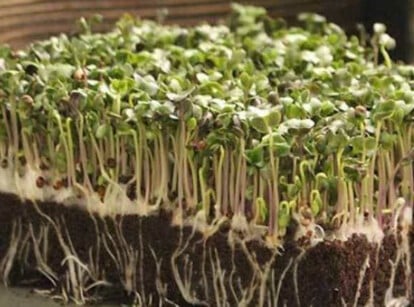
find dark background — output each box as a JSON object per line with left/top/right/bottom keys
{"left": 0, "top": 0, "right": 413, "bottom": 62}
{"left": 363, "top": 0, "right": 412, "bottom": 61}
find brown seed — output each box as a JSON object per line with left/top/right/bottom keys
{"left": 96, "top": 185, "right": 106, "bottom": 201}
{"left": 1, "top": 159, "right": 8, "bottom": 168}
{"left": 195, "top": 140, "right": 206, "bottom": 151}
{"left": 135, "top": 42, "right": 145, "bottom": 52}
{"left": 53, "top": 180, "right": 63, "bottom": 190}
{"left": 21, "top": 94, "right": 34, "bottom": 106}
{"left": 39, "top": 161, "right": 49, "bottom": 171}
{"left": 268, "top": 91, "right": 279, "bottom": 104}
{"left": 61, "top": 177, "right": 69, "bottom": 188}
{"left": 36, "top": 176, "right": 45, "bottom": 188}
{"left": 25, "top": 64, "right": 38, "bottom": 75}
{"left": 301, "top": 207, "right": 313, "bottom": 219}
{"left": 355, "top": 105, "right": 367, "bottom": 117}
{"left": 300, "top": 217, "right": 311, "bottom": 227}
{"left": 73, "top": 68, "right": 87, "bottom": 81}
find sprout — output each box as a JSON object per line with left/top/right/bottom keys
{"left": 0, "top": 4, "right": 412, "bottom": 248}
{"left": 373, "top": 23, "right": 386, "bottom": 35}
{"left": 379, "top": 33, "right": 396, "bottom": 50}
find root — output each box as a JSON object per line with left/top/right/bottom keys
{"left": 366, "top": 244, "right": 381, "bottom": 306}
{"left": 16, "top": 228, "right": 31, "bottom": 269}
{"left": 258, "top": 249, "right": 279, "bottom": 307}
{"left": 238, "top": 238, "right": 279, "bottom": 307}
{"left": 274, "top": 258, "right": 293, "bottom": 307}
{"left": 209, "top": 248, "right": 228, "bottom": 307}
{"left": 149, "top": 246, "right": 167, "bottom": 300}
{"left": 201, "top": 241, "right": 209, "bottom": 301}
{"left": 353, "top": 255, "right": 370, "bottom": 307}
{"left": 293, "top": 249, "right": 306, "bottom": 307}
{"left": 0, "top": 217, "right": 23, "bottom": 286}
{"left": 29, "top": 223, "right": 58, "bottom": 287}
{"left": 87, "top": 214, "right": 106, "bottom": 289}
{"left": 171, "top": 226, "right": 208, "bottom": 306}
{"left": 401, "top": 231, "right": 412, "bottom": 300}
{"left": 101, "top": 217, "right": 138, "bottom": 295}
{"left": 234, "top": 240, "right": 260, "bottom": 305}
{"left": 137, "top": 220, "right": 146, "bottom": 303}
{"left": 32, "top": 202, "right": 106, "bottom": 304}
{"left": 385, "top": 248, "right": 402, "bottom": 306}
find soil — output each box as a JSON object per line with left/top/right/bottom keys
{"left": 0, "top": 192, "right": 412, "bottom": 306}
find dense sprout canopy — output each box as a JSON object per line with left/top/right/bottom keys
{"left": 0, "top": 4, "right": 413, "bottom": 242}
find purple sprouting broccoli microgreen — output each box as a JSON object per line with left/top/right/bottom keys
{"left": 0, "top": 4, "right": 412, "bottom": 244}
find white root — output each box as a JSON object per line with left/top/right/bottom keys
{"left": 201, "top": 241, "right": 210, "bottom": 301}
{"left": 86, "top": 214, "right": 107, "bottom": 289}
{"left": 233, "top": 240, "right": 260, "bottom": 306}
{"left": 0, "top": 217, "right": 22, "bottom": 286}
{"left": 258, "top": 249, "right": 279, "bottom": 307}
{"left": 149, "top": 247, "right": 168, "bottom": 300}
{"left": 238, "top": 238, "right": 279, "bottom": 307}
{"left": 230, "top": 255, "right": 257, "bottom": 305}
{"left": 29, "top": 223, "right": 58, "bottom": 287}
{"left": 385, "top": 290, "right": 411, "bottom": 307}
{"left": 137, "top": 220, "right": 146, "bottom": 303}
{"left": 228, "top": 237, "right": 241, "bottom": 304}
{"left": 384, "top": 201, "right": 412, "bottom": 305}
{"left": 209, "top": 248, "right": 228, "bottom": 307}
{"left": 31, "top": 203, "right": 82, "bottom": 303}
{"left": 400, "top": 214, "right": 412, "bottom": 300}
{"left": 101, "top": 217, "right": 138, "bottom": 294}
{"left": 170, "top": 226, "right": 208, "bottom": 306}
{"left": 274, "top": 258, "right": 293, "bottom": 307}
{"left": 31, "top": 202, "right": 107, "bottom": 304}
{"left": 365, "top": 244, "right": 381, "bottom": 307}
{"left": 293, "top": 249, "right": 306, "bottom": 307}
{"left": 117, "top": 219, "right": 138, "bottom": 294}
{"left": 15, "top": 229, "right": 30, "bottom": 268}
{"left": 353, "top": 255, "right": 370, "bottom": 307}
{"left": 385, "top": 248, "right": 402, "bottom": 306}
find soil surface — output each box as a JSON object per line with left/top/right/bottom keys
{"left": 0, "top": 192, "right": 412, "bottom": 306}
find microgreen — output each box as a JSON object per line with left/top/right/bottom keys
{"left": 0, "top": 4, "right": 412, "bottom": 243}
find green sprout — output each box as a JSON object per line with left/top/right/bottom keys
{"left": 0, "top": 4, "right": 412, "bottom": 247}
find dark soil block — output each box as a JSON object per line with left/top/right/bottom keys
{"left": 0, "top": 193, "right": 412, "bottom": 306}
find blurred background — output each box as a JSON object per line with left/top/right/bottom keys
{"left": 0, "top": 0, "right": 413, "bottom": 62}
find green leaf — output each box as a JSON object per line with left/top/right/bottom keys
{"left": 245, "top": 146, "right": 265, "bottom": 168}
{"left": 186, "top": 117, "right": 197, "bottom": 131}
{"left": 250, "top": 116, "right": 268, "bottom": 133}
{"left": 278, "top": 201, "right": 291, "bottom": 229}
{"left": 95, "top": 123, "right": 110, "bottom": 139}
{"left": 255, "top": 197, "right": 268, "bottom": 223}
{"left": 240, "top": 71, "right": 253, "bottom": 90}
{"left": 372, "top": 100, "right": 395, "bottom": 122}
{"left": 310, "top": 190, "right": 322, "bottom": 216}
{"left": 262, "top": 133, "right": 291, "bottom": 157}
{"left": 166, "top": 87, "right": 194, "bottom": 102}
{"left": 350, "top": 136, "right": 377, "bottom": 154}
{"left": 380, "top": 132, "right": 397, "bottom": 150}
{"left": 267, "top": 108, "right": 281, "bottom": 127}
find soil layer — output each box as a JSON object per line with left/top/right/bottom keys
{"left": 0, "top": 193, "right": 412, "bottom": 306}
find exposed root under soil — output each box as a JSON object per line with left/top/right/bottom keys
{"left": 0, "top": 193, "right": 412, "bottom": 306}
